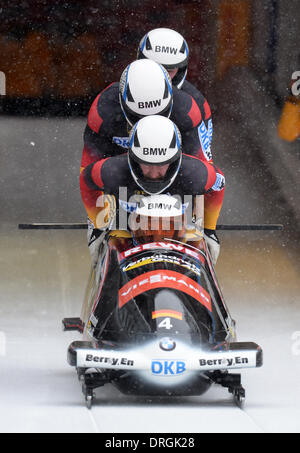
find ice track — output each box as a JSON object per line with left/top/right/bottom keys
{"left": 0, "top": 117, "right": 300, "bottom": 433}
{"left": 1, "top": 228, "right": 300, "bottom": 433}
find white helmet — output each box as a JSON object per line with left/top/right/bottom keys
{"left": 137, "top": 28, "right": 189, "bottom": 89}
{"left": 135, "top": 194, "right": 189, "bottom": 218}
{"left": 128, "top": 115, "right": 182, "bottom": 194}
{"left": 131, "top": 194, "right": 188, "bottom": 243}
{"left": 119, "top": 59, "right": 173, "bottom": 127}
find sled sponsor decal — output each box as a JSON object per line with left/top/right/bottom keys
{"left": 122, "top": 257, "right": 154, "bottom": 271}
{"left": 152, "top": 309, "right": 183, "bottom": 321}
{"left": 159, "top": 338, "right": 176, "bottom": 351}
{"left": 196, "top": 347, "right": 260, "bottom": 370}
{"left": 151, "top": 360, "right": 186, "bottom": 376}
{"left": 85, "top": 354, "right": 134, "bottom": 366}
{"left": 122, "top": 253, "right": 202, "bottom": 276}
{"left": 75, "top": 343, "right": 261, "bottom": 371}
{"left": 77, "top": 352, "right": 135, "bottom": 368}
{"left": 119, "top": 242, "right": 205, "bottom": 263}
{"left": 199, "top": 356, "right": 249, "bottom": 368}
{"left": 118, "top": 270, "right": 211, "bottom": 311}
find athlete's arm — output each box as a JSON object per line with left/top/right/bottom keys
{"left": 173, "top": 88, "right": 213, "bottom": 163}
{"left": 182, "top": 81, "right": 213, "bottom": 160}
{"left": 80, "top": 158, "right": 107, "bottom": 225}
{"left": 203, "top": 162, "right": 225, "bottom": 230}
{"left": 80, "top": 83, "right": 122, "bottom": 174}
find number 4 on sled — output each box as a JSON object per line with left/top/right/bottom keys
{"left": 158, "top": 318, "right": 173, "bottom": 330}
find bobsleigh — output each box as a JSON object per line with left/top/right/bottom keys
{"left": 63, "top": 195, "right": 263, "bottom": 409}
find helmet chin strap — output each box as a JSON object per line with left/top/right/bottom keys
{"left": 119, "top": 93, "right": 134, "bottom": 128}
{"left": 172, "top": 67, "right": 187, "bottom": 89}
{"left": 128, "top": 148, "right": 182, "bottom": 195}
{"left": 136, "top": 181, "right": 167, "bottom": 196}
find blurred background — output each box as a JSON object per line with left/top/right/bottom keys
{"left": 0, "top": 1, "right": 300, "bottom": 432}
{"left": 0, "top": 0, "right": 299, "bottom": 229}
{"left": 0, "top": 0, "right": 298, "bottom": 113}
{"left": 0, "top": 0, "right": 216, "bottom": 116}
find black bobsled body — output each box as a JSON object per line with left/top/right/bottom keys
{"left": 64, "top": 231, "right": 262, "bottom": 407}
{"left": 90, "top": 237, "right": 231, "bottom": 347}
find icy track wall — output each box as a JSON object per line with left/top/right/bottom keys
{"left": 0, "top": 108, "right": 295, "bottom": 230}
{"left": 214, "top": 0, "right": 300, "bottom": 228}
{"left": 1, "top": 0, "right": 299, "bottom": 228}
{"left": 217, "top": 67, "right": 300, "bottom": 227}
{"left": 0, "top": 116, "right": 86, "bottom": 225}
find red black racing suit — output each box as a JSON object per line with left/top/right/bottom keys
{"left": 81, "top": 82, "right": 213, "bottom": 177}
{"left": 181, "top": 79, "right": 213, "bottom": 160}
{"left": 80, "top": 154, "right": 224, "bottom": 232}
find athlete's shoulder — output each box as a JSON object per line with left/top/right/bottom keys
{"left": 182, "top": 80, "right": 211, "bottom": 121}
{"left": 171, "top": 86, "right": 203, "bottom": 130}
{"left": 101, "top": 154, "right": 130, "bottom": 189}
{"left": 181, "top": 154, "right": 209, "bottom": 170}
{"left": 175, "top": 155, "right": 209, "bottom": 192}
{"left": 87, "top": 82, "right": 122, "bottom": 134}
{"left": 97, "top": 82, "right": 120, "bottom": 105}
{"left": 182, "top": 80, "right": 204, "bottom": 101}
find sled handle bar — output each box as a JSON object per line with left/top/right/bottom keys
{"left": 18, "top": 223, "right": 283, "bottom": 231}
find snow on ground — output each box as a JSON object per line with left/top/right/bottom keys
{"left": 0, "top": 227, "right": 299, "bottom": 433}
{"left": 0, "top": 116, "right": 299, "bottom": 432}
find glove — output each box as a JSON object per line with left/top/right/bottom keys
{"left": 204, "top": 228, "right": 220, "bottom": 265}
{"left": 87, "top": 224, "right": 109, "bottom": 268}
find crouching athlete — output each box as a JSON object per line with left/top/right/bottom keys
{"left": 137, "top": 27, "right": 212, "bottom": 146}
{"left": 81, "top": 57, "right": 213, "bottom": 184}
{"left": 80, "top": 115, "right": 225, "bottom": 267}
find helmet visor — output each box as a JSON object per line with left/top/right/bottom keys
{"left": 129, "top": 155, "right": 181, "bottom": 194}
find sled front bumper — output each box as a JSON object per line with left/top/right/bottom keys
{"left": 68, "top": 340, "right": 263, "bottom": 373}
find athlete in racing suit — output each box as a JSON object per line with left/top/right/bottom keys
{"left": 80, "top": 116, "right": 224, "bottom": 267}
{"left": 81, "top": 59, "right": 213, "bottom": 181}
{"left": 137, "top": 27, "right": 213, "bottom": 155}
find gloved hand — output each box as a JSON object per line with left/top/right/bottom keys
{"left": 204, "top": 228, "right": 220, "bottom": 265}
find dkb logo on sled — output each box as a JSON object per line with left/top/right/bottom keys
{"left": 151, "top": 360, "right": 186, "bottom": 376}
